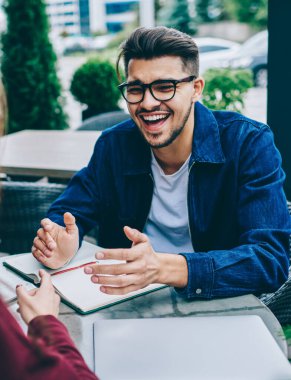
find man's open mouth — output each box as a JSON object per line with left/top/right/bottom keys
{"left": 140, "top": 113, "right": 170, "bottom": 125}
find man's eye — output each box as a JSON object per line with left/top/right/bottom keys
{"left": 127, "top": 86, "right": 143, "bottom": 94}
{"left": 154, "top": 83, "right": 175, "bottom": 92}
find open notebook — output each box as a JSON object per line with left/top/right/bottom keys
{"left": 93, "top": 315, "right": 291, "bottom": 380}
{"left": 3, "top": 242, "right": 164, "bottom": 314}
{"left": 0, "top": 263, "right": 36, "bottom": 304}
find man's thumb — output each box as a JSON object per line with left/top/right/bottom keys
{"left": 64, "top": 212, "right": 78, "bottom": 235}
{"left": 123, "top": 226, "right": 148, "bottom": 245}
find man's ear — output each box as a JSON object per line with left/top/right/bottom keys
{"left": 192, "top": 77, "right": 205, "bottom": 103}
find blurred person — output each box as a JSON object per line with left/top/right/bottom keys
{"left": 32, "top": 27, "right": 290, "bottom": 300}
{"left": 0, "top": 79, "right": 98, "bottom": 380}
{"left": 0, "top": 272, "right": 98, "bottom": 380}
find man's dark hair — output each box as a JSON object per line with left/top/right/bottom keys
{"left": 116, "top": 26, "right": 199, "bottom": 80}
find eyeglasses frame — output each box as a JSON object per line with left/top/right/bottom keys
{"left": 118, "top": 75, "right": 196, "bottom": 104}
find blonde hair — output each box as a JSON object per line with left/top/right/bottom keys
{"left": 0, "top": 79, "right": 8, "bottom": 136}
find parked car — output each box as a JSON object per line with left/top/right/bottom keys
{"left": 224, "top": 30, "right": 268, "bottom": 87}
{"left": 195, "top": 37, "right": 240, "bottom": 74}
{"left": 62, "top": 36, "right": 94, "bottom": 55}
{"left": 62, "top": 35, "right": 114, "bottom": 55}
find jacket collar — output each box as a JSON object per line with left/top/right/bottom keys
{"left": 191, "top": 101, "right": 225, "bottom": 165}
{"left": 123, "top": 102, "right": 225, "bottom": 175}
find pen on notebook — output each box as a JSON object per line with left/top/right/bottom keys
{"left": 51, "top": 261, "right": 97, "bottom": 276}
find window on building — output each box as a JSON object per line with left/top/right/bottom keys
{"left": 106, "top": 22, "right": 124, "bottom": 33}
{"left": 106, "top": 1, "right": 138, "bottom": 15}
{"left": 79, "top": 0, "right": 89, "bottom": 35}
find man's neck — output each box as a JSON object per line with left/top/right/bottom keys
{"left": 153, "top": 129, "right": 193, "bottom": 175}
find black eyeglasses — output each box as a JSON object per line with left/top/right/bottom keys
{"left": 118, "top": 75, "right": 196, "bottom": 104}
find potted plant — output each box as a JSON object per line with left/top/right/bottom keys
{"left": 202, "top": 68, "right": 253, "bottom": 113}
{"left": 70, "top": 58, "right": 122, "bottom": 120}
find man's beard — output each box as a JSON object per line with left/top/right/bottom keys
{"left": 142, "top": 101, "right": 193, "bottom": 149}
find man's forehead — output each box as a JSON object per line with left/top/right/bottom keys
{"left": 127, "top": 56, "right": 185, "bottom": 79}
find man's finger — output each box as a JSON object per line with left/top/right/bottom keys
{"left": 100, "top": 284, "right": 141, "bottom": 295}
{"left": 95, "top": 247, "right": 134, "bottom": 261}
{"left": 84, "top": 261, "right": 134, "bottom": 276}
{"left": 37, "top": 228, "right": 56, "bottom": 250}
{"left": 123, "top": 226, "right": 148, "bottom": 245}
{"left": 40, "top": 218, "right": 54, "bottom": 232}
{"left": 91, "top": 273, "right": 138, "bottom": 287}
{"left": 64, "top": 212, "right": 78, "bottom": 235}
{"left": 33, "top": 237, "right": 52, "bottom": 257}
{"left": 32, "top": 248, "right": 48, "bottom": 264}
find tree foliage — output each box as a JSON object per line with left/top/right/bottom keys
{"left": 196, "top": 0, "right": 225, "bottom": 22}
{"left": 196, "top": 0, "right": 213, "bottom": 22}
{"left": 70, "top": 59, "right": 121, "bottom": 116}
{"left": 157, "top": 0, "right": 197, "bottom": 35}
{"left": 1, "top": 0, "right": 67, "bottom": 134}
{"left": 203, "top": 68, "right": 253, "bottom": 112}
{"left": 154, "top": 0, "right": 163, "bottom": 18}
{"left": 194, "top": 0, "right": 267, "bottom": 28}
{"left": 222, "top": 0, "right": 267, "bottom": 28}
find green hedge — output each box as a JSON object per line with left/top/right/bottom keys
{"left": 70, "top": 58, "right": 122, "bottom": 115}
{"left": 202, "top": 68, "right": 253, "bottom": 113}
{"left": 1, "top": 0, "right": 67, "bottom": 133}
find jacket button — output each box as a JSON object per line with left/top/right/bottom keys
{"left": 196, "top": 288, "right": 202, "bottom": 294}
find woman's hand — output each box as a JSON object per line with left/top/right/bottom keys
{"left": 16, "top": 269, "right": 60, "bottom": 325}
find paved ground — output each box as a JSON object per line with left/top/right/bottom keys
{"left": 58, "top": 56, "right": 86, "bottom": 129}
{"left": 244, "top": 87, "right": 267, "bottom": 124}
{"left": 58, "top": 56, "right": 267, "bottom": 130}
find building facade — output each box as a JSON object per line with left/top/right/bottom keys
{"left": 45, "top": 0, "right": 151, "bottom": 36}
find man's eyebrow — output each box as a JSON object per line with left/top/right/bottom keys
{"left": 126, "top": 78, "right": 176, "bottom": 85}
{"left": 126, "top": 80, "right": 143, "bottom": 85}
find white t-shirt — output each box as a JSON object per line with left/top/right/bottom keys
{"left": 143, "top": 151, "right": 194, "bottom": 254}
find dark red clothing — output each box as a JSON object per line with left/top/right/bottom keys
{"left": 0, "top": 299, "right": 98, "bottom": 380}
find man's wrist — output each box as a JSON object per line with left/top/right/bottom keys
{"left": 156, "top": 253, "right": 188, "bottom": 287}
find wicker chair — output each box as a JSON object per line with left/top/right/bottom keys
{"left": 260, "top": 201, "right": 291, "bottom": 325}
{"left": 0, "top": 181, "right": 66, "bottom": 254}
{"left": 77, "top": 110, "right": 130, "bottom": 131}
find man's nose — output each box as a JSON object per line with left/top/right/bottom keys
{"left": 140, "top": 88, "right": 161, "bottom": 109}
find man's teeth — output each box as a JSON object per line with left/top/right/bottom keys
{"left": 142, "top": 114, "right": 168, "bottom": 121}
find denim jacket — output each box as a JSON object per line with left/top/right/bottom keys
{"left": 48, "top": 102, "right": 290, "bottom": 299}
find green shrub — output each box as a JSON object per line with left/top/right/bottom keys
{"left": 202, "top": 68, "right": 253, "bottom": 113}
{"left": 1, "top": 0, "right": 68, "bottom": 133}
{"left": 70, "top": 58, "right": 122, "bottom": 115}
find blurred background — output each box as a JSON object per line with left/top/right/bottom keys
{"left": 2, "top": 0, "right": 291, "bottom": 252}
{"left": 0, "top": 0, "right": 268, "bottom": 131}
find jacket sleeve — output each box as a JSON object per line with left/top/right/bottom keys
{"left": 47, "top": 135, "right": 111, "bottom": 243}
{"left": 27, "top": 315, "right": 98, "bottom": 380}
{"left": 0, "top": 299, "right": 98, "bottom": 380}
{"left": 176, "top": 125, "right": 290, "bottom": 299}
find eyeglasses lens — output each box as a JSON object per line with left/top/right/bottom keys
{"left": 124, "top": 81, "right": 175, "bottom": 103}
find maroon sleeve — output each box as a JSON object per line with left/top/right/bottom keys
{"left": 0, "top": 299, "right": 99, "bottom": 380}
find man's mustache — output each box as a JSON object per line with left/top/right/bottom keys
{"left": 136, "top": 107, "right": 171, "bottom": 116}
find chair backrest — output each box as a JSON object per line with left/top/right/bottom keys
{"left": 0, "top": 181, "right": 66, "bottom": 254}
{"left": 77, "top": 110, "right": 130, "bottom": 131}
{"left": 259, "top": 200, "right": 291, "bottom": 324}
